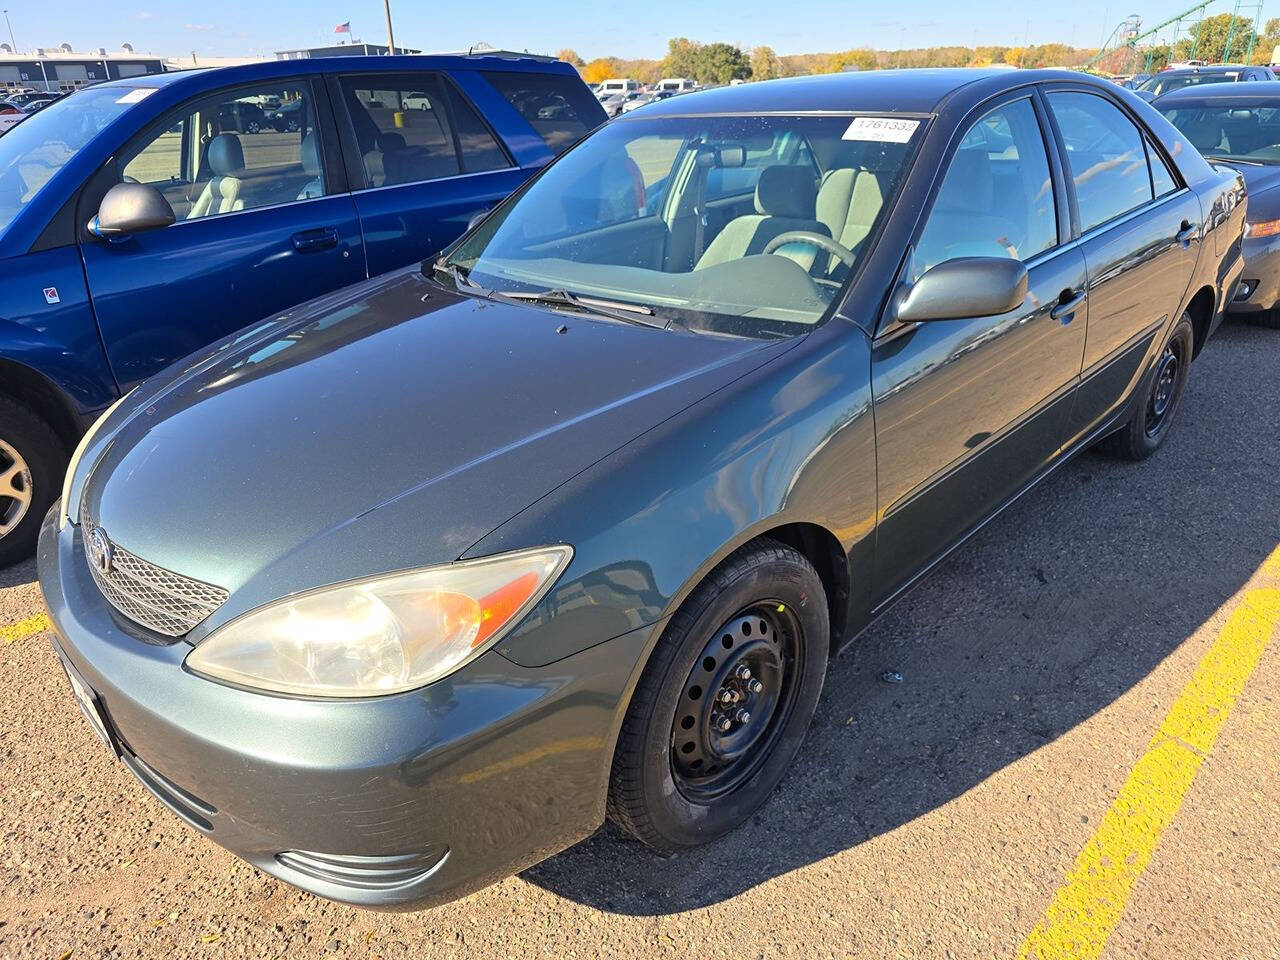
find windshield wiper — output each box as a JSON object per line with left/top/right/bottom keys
{"left": 430, "top": 259, "right": 490, "bottom": 295}
{"left": 501, "top": 288, "right": 667, "bottom": 328}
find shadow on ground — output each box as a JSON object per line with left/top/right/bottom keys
{"left": 0, "top": 556, "right": 37, "bottom": 590}
{"left": 522, "top": 320, "right": 1280, "bottom": 915}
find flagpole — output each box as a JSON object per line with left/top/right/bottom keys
{"left": 383, "top": 0, "right": 396, "bottom": 55}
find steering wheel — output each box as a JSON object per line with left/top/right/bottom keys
{"left": 762, "top": 231, "right": 857, "bottom": 268}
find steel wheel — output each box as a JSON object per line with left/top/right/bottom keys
{"left": 0, "top": 437, "right": 33, "bottom": 538}
{"left": 669, "top": 602, "right": 802, "bottom": 803}
{"left": 1145, "top": 340, "right": 1182, "bottom": 438}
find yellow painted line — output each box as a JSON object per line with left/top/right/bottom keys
{"left": 1, "top": 611, "right": 50, "bottom": 645}
{"left": 1017, "top": 569, "right": 1280, "bottom": 960}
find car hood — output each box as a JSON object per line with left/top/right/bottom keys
{"left": 81, "top": 269, "right": 787, "bottom": 624}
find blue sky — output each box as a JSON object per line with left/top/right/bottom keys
{"left": 4, "top": 1, "right": 1146, "bottom": 60}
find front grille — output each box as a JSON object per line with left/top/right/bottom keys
{"left": 80, "top": 506, "right": 228, "bottom": 637}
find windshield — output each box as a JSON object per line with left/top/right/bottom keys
{"left": 1159, "top": 101, "right": 1280, "bottom": 162}
{"left": 0, "top": 85, "right": 150, "bottom": 238}
{"left": 1140, "top": 72, "right": 1236, "bottom": 97}
{"left": 445, "top": 113, "right": 919, "bottom": 338}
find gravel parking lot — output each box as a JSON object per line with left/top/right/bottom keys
{"left": 1, "top": 319, "right": 1277, "bottom": 960}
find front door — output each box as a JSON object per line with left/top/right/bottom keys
{"left": 79, "top": 78, "right": 366, "bottom": 389}
{"left": 871, "top": 95, "right": 1087, "bottom": 604}
{"left": 332, "top": 72, "right": 528, "bottom": 276}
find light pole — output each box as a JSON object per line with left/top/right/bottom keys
{"left": 383, "top": 0, "right": 396, "bottom": 55}
{"left": 3, "top": 9, "right": 16, "bottom": 52}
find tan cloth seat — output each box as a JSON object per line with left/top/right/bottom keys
{"left": 188, "top": 134, "right": 245, "bottom": 219}
{"left": 815, "top": 167, "right": 884, "bottom": 274}
{"left": 695, "top": 165, "right": 829, "bottom": 271}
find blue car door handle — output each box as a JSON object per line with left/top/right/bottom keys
{"left": 292, "top": 227, "right": 340, "bottom": 253}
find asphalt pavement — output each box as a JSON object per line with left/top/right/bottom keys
{"left": 1, "top": 318, "right": 1277, "bottom": 959}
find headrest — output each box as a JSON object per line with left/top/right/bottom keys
{"left": 301, "top": 131, "right": 320, "bottom": 176}
{"left": 378, "top": 131, "right": 406, "bottom": 152}
{"left": 754, "top": 165, "right": 817, "bottom": 219}
{"left": 207, "top": 134, "right": 244, "bottom": 176}
{"left": 936, "top": 149, "right": 992, "bottom": 214}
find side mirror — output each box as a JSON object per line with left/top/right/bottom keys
{"left": 894, "top": 257, "right": 1028, "bottom": 323}
{"left": 88, "top": 182, "right": 176, "bottom": 239}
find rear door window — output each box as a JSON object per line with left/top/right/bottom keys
{"left": 1047, "top": 91, "right": 1154, "bottom": 233}
{"left": 481, "top": 70, "right": 607, "bottom": 155}
{"left": 338, "top": 74, "right": 511, "bottom": 188}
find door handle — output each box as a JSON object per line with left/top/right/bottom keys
{"left": 1175, "top": 220, "right": 1199, "bottom": 245}
{"left": 292, "top": 227, "right": 339, "bottom": 252}
{"left": 1050, "top": 288, "right": 1086, "bottom": 322}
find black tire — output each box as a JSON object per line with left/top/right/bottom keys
{"left": 1099, "top": 313, "right": 1194, "bottom": 461}
{"left": 246, "top": 120, "right": 261, "bottom": 134}
{"left": 608, "top": 538, "right": 828, "bottom": 852}
{"left": 0, "top": 397, "right": 67, "bottom": 566}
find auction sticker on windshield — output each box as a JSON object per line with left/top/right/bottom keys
{"left": 843, "top": 116, "right": 919, "bottom": 142}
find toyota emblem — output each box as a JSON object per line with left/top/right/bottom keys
{"left": 87, "top": 527, "right": 113, "bottom": 575}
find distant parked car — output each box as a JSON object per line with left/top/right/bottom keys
{"left": 401, "top": 90, "right": 435, "bottom": 110}
{"left": 0, "top": 102, "right": 22, "bottom": 135}
{"left": 0, "top": 54, "right": 605, "bottom": 563}
{"left": 598, "top": 92, "right": 627, "bottom": 117}
{"left": 622, "top": 89, "right": 677, "bottom": 113}
{"left": 1136, "top": 64, "right": 1275, "bottom": 101}
{"left": 1158, "top": 80, "right": 1280, "bottom": 327}
{"left": 268, "top": 98, "right": 305, "bottom": 132}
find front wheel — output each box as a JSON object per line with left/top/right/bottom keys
{"left": 0, "top": 397, "right": 67, "bottom": 566}
{"left": 608, "top": 539, "right": 828, "bottom": 852}
{"left": 1100, "top": 313, "right": 1194, "bottom": 461}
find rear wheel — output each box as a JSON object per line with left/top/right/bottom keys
{"left": 0, "top": 397, "right": 66, "bottom": 566}
{"left": 1099, "top": 313, "right": 1193, "bottom": 461}
{"left": 608, "top": 539, "right": 828, "bottom": 852}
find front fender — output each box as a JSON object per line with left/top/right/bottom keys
{"left": 468, "top": 321, "right": 877, "bottom": 668}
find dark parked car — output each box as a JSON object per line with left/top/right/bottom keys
{"left": 1135, "top": 63, "right": 1276, "bottom": 101}
{"left": 40, "top": 69, "right": 1243, "bottom": 911}
{"left": 0, "top": 54, "right": 605, "bottom": 563}
{"left": 1157, "top": 81, "right": 1280, "bottom": 326}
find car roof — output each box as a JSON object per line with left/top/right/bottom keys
{"left": 632, "top": 68, "right": 1091, "bottom": 117}
{"left": 1155, "top": 79, "right": 1280, "bottom": 103}
{"left": 1158, "top": 64, "right": 1257, "bottom": 76}
{"left": 90, "top": 52, "right": 579, "bottom": 92}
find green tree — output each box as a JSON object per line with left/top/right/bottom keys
{"left": 1176, "top": 13, "right": 1259, "bottom": 63}
{"left": 694, "top": 42, "right": 752, "bottom": 84}
{"left": 751, "top": 45, "right": 782, "bottom": 81}
{"left": 661, "top": 37, "right": 702, "bottom": 78}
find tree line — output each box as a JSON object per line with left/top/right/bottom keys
{"left": 558, "top": 38, "right": 1100, "bottom": 87}
{"left": 559, "top": 19, "right": 1280, "bottom": 88}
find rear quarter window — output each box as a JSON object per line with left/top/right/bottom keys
{"left": 482, "top": 71, "right": 607, "bottom": 155}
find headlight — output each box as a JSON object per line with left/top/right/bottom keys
{"left": 185, "top": 545, "right": 572, "bottom": 698}
{"left": 60, "top": 389, "right": 134, "bottom": 530}
{"left": 1245, "top": 218, "right": 1280, "bottom": 238}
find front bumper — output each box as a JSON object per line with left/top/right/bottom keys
{"left": 1228, "top": 231, "right": 1280, "bottom": 315}
{"left": 38, "top": 508, "right": 655, "bottom": 909}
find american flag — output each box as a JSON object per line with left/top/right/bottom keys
{"left": 334, "top": 21, "right": 351, "bottom": 34}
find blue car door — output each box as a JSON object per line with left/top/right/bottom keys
{"left": 78, "top": 77, "right": 366, "bottom": 389}
{"left": 330, "top": 71, "right": 530, "bottom": 276}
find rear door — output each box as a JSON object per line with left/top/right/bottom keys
{"left": 1042, "top": 88, "right": 1202, "bottom": 443}
{"left": 331, "top": 71, "right": 527, "bottom": 275}
{"left": 78, "top": 77, "right": 366, "bottom": 389}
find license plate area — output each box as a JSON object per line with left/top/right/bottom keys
{"left": 55, "top": 646, "right": 119, "bottom": 759}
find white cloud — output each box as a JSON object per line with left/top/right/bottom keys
{"left": 184, "top": 23, "right": 214, "bottom": 32}
{"left": 135, "top": 11, "right": 156, "bottom": 20}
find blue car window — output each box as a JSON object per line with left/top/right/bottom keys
{"left": 482, "top": 70, "right": 607, "bottom": 155}
{"left": 120, "top": 81, "right": 323, "bottom": 221}
{"left": 339, "top": 74, "right": 508, "bottom": 188}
